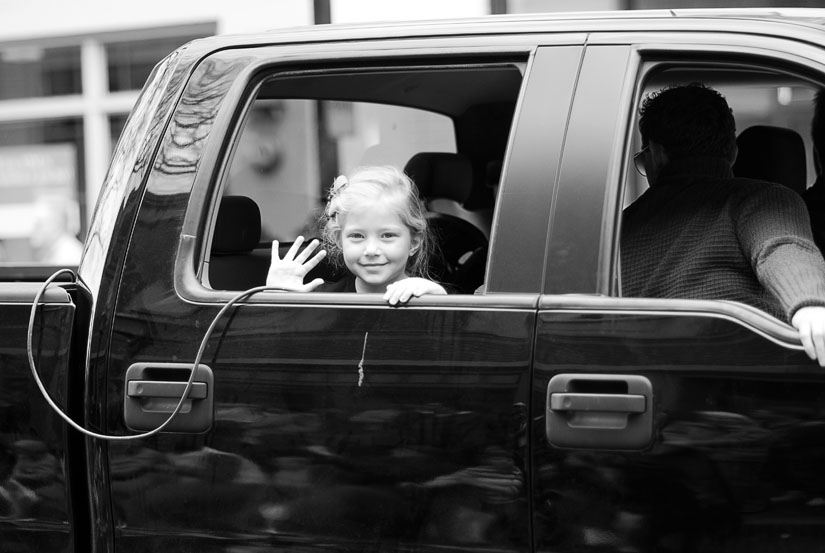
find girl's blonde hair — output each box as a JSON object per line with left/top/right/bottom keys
{"left": 322, "top": 165, "right": 433, "bottom": 279}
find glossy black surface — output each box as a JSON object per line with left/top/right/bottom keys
{"left": 532, "top": 309, "right": 825, "bottom": 552}
{"left": 88, "top": 44, "right": 538, "bottom": 552}
{"left": 37, "top": 11, "right": 825, "bottom": 553}
{"left": 0, "top": 295, "right": 75, "bottom": 552}
{"left": 107, "top": 304, "right": 532, "bottom": 551}
{"left": 105, "top": 191, "right": 534, "bottom": 550}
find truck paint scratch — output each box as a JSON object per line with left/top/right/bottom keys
{"left": 358, "top": 331, "right": 368, "bottom": 387}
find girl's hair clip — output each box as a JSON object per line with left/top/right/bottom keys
{"left": 327, "top": 175, "right": 348, "bottom": 201}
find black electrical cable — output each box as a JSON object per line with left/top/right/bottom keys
{"left": 28, "top": 268, "right": 273, "bottom": 441}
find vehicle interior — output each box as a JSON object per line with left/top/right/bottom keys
{"left": 626, "top": 65, "right": 820, "bottom": 204}
{"left": 620, "top": 62, "right": 825, "bottom": 305}
{"left": 203, "top": 62, "right": 525, "bottom": 294}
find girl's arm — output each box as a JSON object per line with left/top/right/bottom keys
{"left": 383, "top": 277, "right": 447, "bottom": 305}
{"left": 266, "top": 237, "right": 326, "bottom": 292}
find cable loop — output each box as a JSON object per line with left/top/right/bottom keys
{"left": 28, "top": 269, "right": 271, "bottom": 441}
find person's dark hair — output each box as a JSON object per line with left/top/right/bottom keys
{"left": 811, "top": 88, "right": 825, "bottom": 174}
{"left": 638, "top": 82, "right": 737, "bottom": 161}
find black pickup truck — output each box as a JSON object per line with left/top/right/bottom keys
{"left": 3, "top": 8, "right": 825, "bottom": 553}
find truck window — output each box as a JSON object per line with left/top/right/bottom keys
{"left": 619, "top": 62, "right": 824, "bottom": 323}
{"left": 204, "top": 64, "right": 523, "bottom": 294}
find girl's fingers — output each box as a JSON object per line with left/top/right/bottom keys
{"left": 303, "top": 278, "right": 325, "bottom": 291}
{"left": 303, "top": 249, "right": 327, "bottom": 271}
{"left": 384, "top": 282, "right": 417, "bottom": 305}
{"left": 284, "top": 236, "right": 305, "bottom": 261}
{"left": 271, "top": 240, "right": 281, "bottom": 261}
{"left": 294, "top": 239, "right": 320, "bottom": 264}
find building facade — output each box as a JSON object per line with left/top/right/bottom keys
{"left": 3, "top": 0, "right": 811, "bottom": 264}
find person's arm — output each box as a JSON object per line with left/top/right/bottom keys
{"left": 265, "top": 236, "right": 326, "bottom": 292}
{"left": 737, "top": 184, "right": 825, "bottom": 365}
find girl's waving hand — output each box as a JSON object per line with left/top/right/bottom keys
{"left": 266, "top": 236, "right": 327, "bottom": 291}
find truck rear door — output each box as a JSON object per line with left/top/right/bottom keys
{"left": 532, "top": 35, "right": 825, "bottom": 552}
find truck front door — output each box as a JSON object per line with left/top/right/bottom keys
{"left": 90, "top": 38, "right": 583, "bottom": 553}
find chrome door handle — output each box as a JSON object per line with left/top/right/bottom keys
{"left": 124, "top": 362, "right": 214, "bottom": 433}
{"left": 546, "top": 374, "right": 653, "bottom": 449}
{"left": 126, "top": 380, "right": 208, "bottom": 400}
{"left": 549, "top": 392, "right": 645, "bottom": 413}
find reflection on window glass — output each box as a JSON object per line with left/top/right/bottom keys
{"left": 106, "top": 35, "right": 207, "bottom": 92}
{"left": 225, "top": 98, "right": 455, "bottom": 241}
{"left": 0, "top": 45, "right": 81, "bottom": 100}
{"left": 0, "top": 119, "right": 85, "bottom": 264}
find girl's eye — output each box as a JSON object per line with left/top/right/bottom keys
{"left": 347, "top": 232, "right": 364, "bottom": 240}
{"left": 382, "top": 232, "right": 398, "bottom": 239}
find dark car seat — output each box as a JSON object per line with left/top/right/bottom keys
{"left": 733, "top": 125, "right": 807, "bottom": 195}
{"left": 208, "top": 195, "right": 270, "bottom": 290}
{"left": 404, "top": 152, "right": 492, "bottom": 238}
{"left": 404, "top": 152, "right": 488, "bottom": 291}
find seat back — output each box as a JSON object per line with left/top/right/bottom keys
{"left": 404, "top": 152, "right": 491, "bottom": 236}
{"left": 209, "top": 195, "right": 269, "bottom": 290}
{"left": 733, "top": 125, "right": 807, "bottom": 195}
{"left": 404, "top": 153, "right": 489, "bottom": 291}
{"left": 405, "top": 152, "right": 473, "bottom": 203}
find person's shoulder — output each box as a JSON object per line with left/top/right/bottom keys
{"left": 728, "top": 176, "right": 806, "bottom": 211}
{"left": 728, "top": 175, "right": 776, "bottom": 189}
{"left": 728, "top": 176, "right": 796, "bottom": 196}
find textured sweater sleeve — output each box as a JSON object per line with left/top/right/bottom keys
{"left": 735, "top": 182, "right": 825, "bottom": 320}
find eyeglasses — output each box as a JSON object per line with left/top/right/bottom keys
{"left": 633, "top": 146, "right": 648, "bottom": 177}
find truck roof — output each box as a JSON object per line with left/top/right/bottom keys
{"left": 177, "top": 8, "right": 825, "bottom": 57}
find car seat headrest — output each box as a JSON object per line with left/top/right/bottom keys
{"left": 733, "top": 125, "right": 807, "bottom": 195}
{"left": 211, "top": 195, "right": 262, "bottom": 254}
{"left": 404, "top": 152, "right": 473, "bottom": 203}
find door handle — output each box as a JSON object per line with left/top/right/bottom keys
{"left": 549, "top": 393, "right": 645, "bottom": 413}
{"left": 124, "top": 362, "right": 214, "bottom": 433}
{"left": 546, "top": 374, "right": 653, "bottom": 450}
{"left": 126, "top": 380, "right": 208, "bottom": 400}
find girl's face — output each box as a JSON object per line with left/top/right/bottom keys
{"left": 339, "top": 199, "right": 420, "bottom": 293}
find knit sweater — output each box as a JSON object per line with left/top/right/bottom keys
{"left": 802, "top": 176, "right": 825, "bottom": 255}
{"left": 621, "top": 156, "right": 825, "bottom": 322}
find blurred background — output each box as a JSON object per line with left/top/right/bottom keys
{"left": 0, "top": 0, "right": 820, "bottom": 266}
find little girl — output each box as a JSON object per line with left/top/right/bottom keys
{"left": 266, "top": 165, "right": 447, "bottom": 305}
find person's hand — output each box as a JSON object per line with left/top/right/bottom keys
{"left": 265, "top": 237, "right": 326, "bottom": 292}
{"left": 383, "top": 277, "right": 446, "bottom": 306}
{"left": 791, "top": 306, "right": 825, "bottom": 367}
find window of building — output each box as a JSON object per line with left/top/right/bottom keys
{"left": 107, "top": 34, "right": 207, "bottom": 92}
{"left": 0, "top": 45, "right": 81, "bottom": 100}
{"left": 0, "top": 118, "right": 84, "bottom": 264}
{"left": 0, "top": 25, "right": 214, "bottom": 271}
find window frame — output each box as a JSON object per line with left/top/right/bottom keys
{"left": 556, "top": 36, "right": 825, "bottom": 344}
{"left": 191, "top": 56, "right": 533, "bottom": 302}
